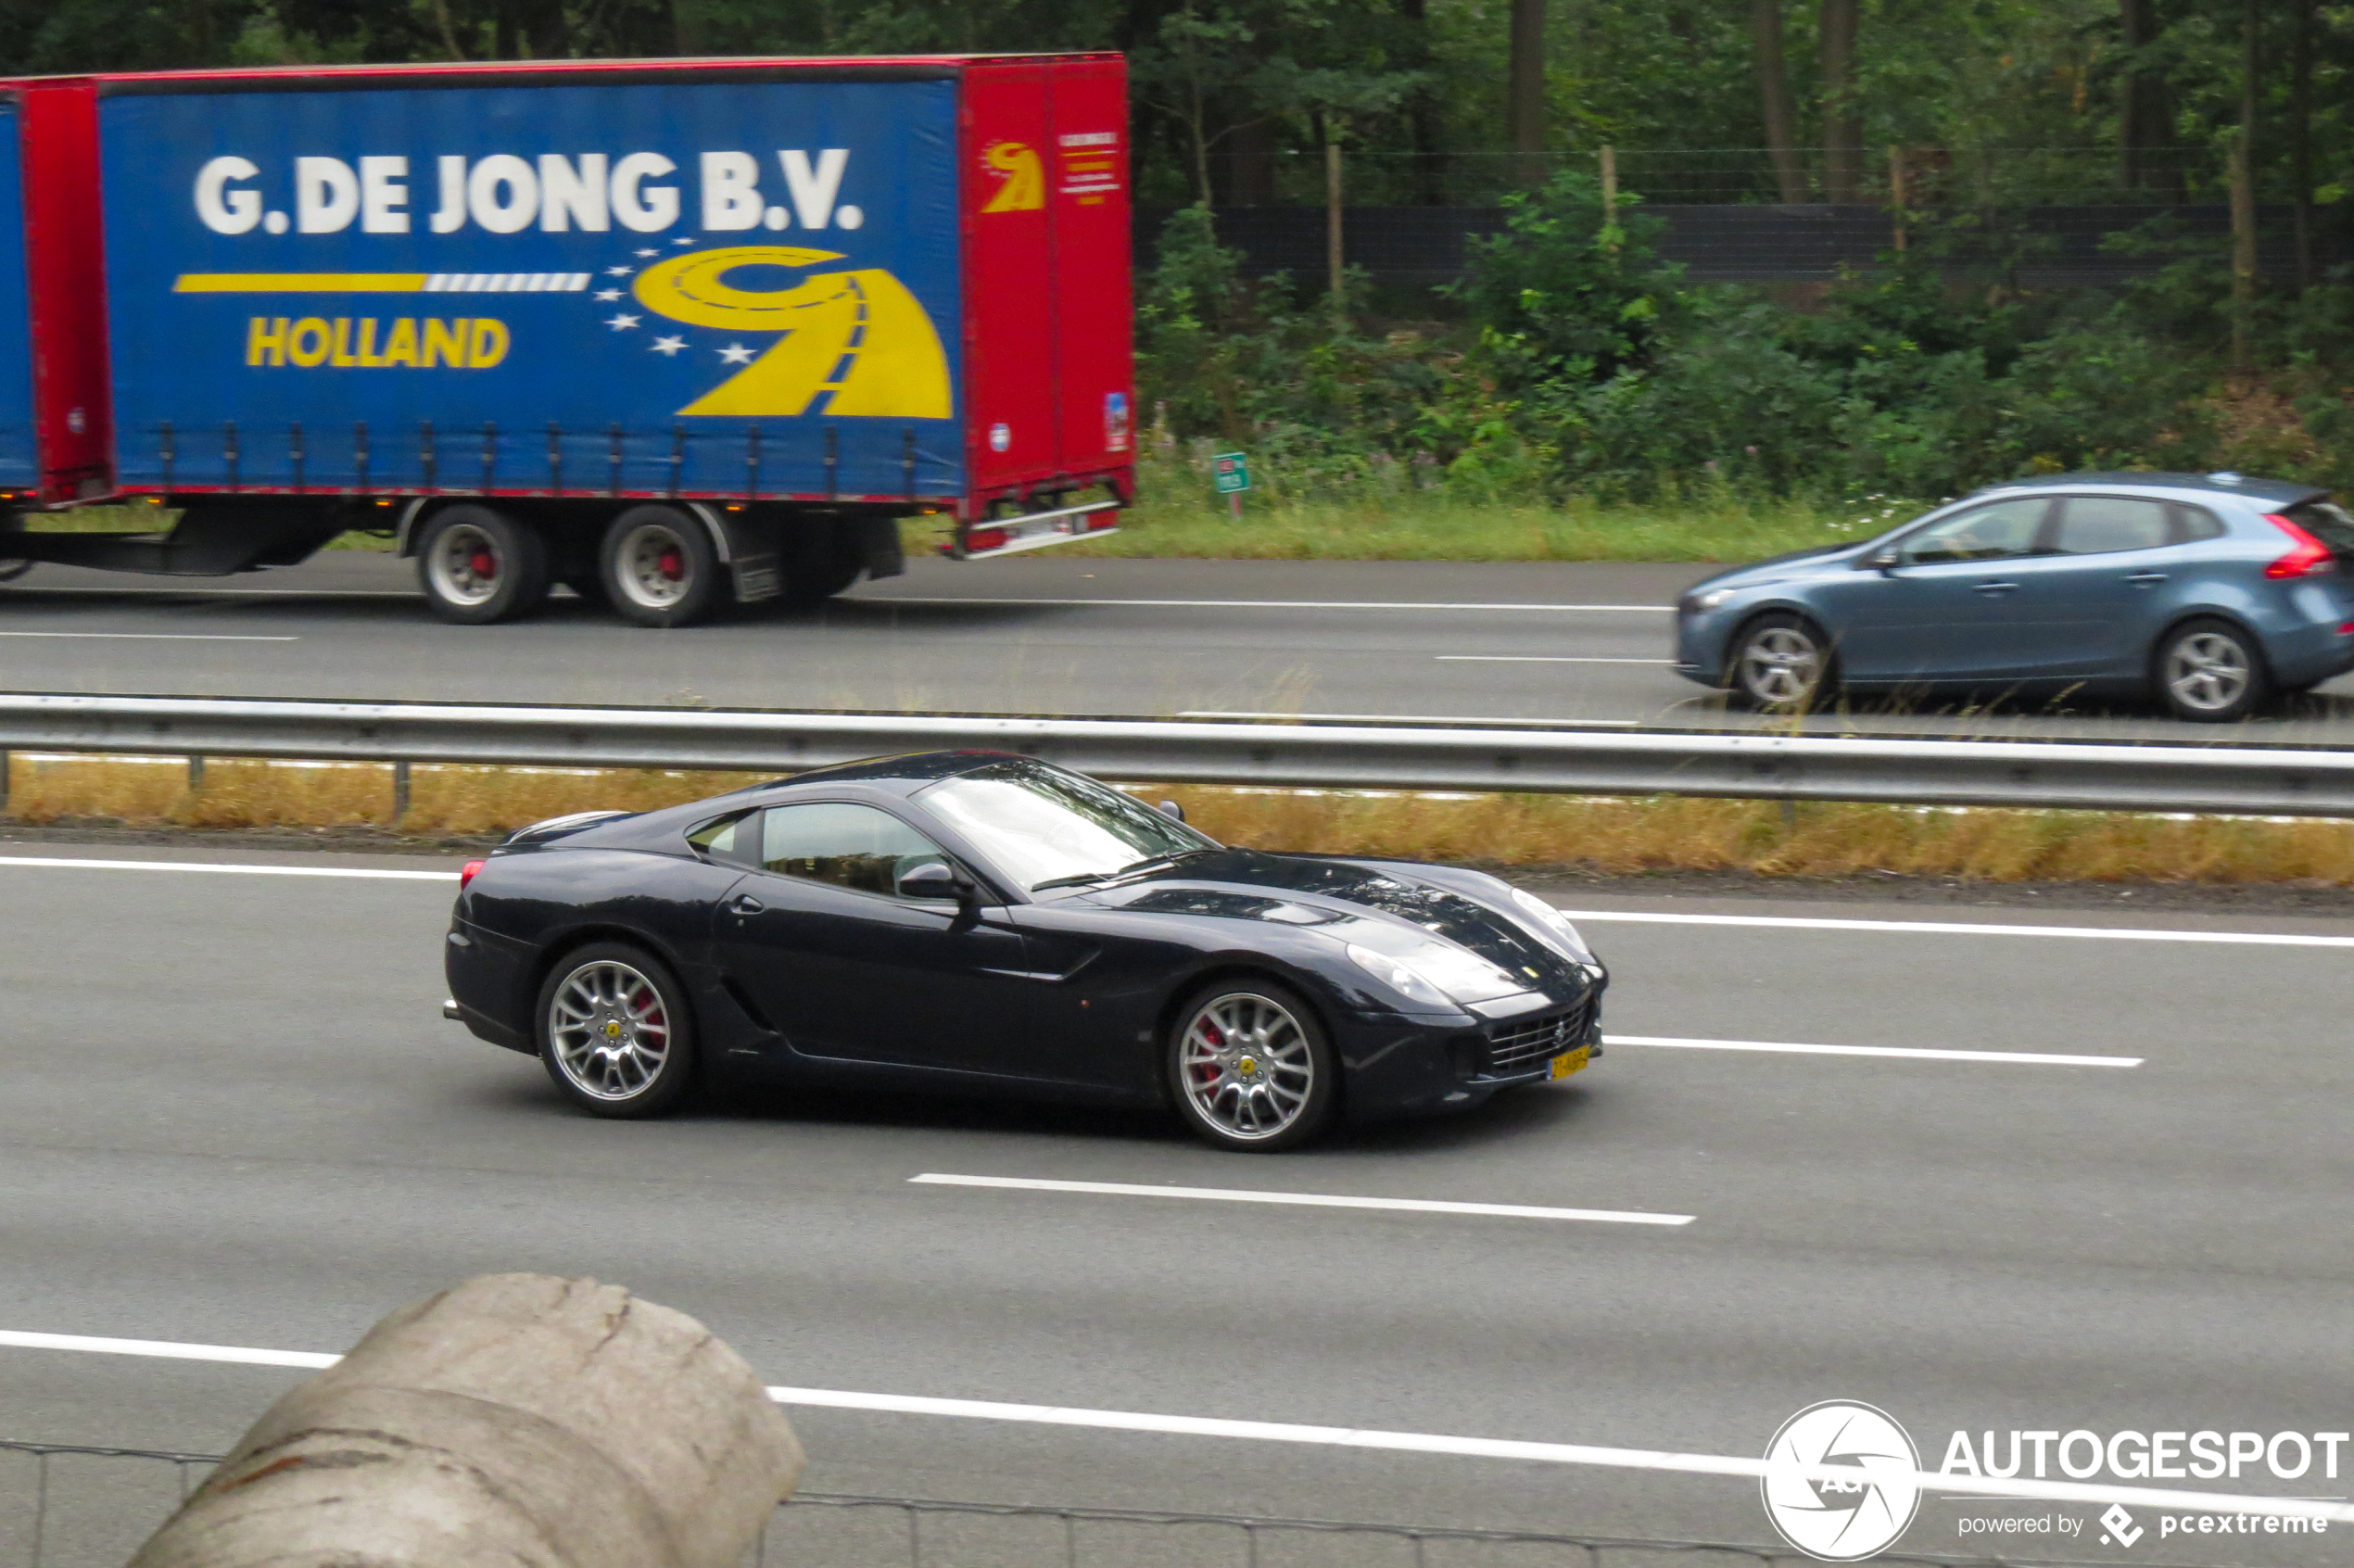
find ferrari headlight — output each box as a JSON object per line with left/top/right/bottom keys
{"left": 1344, "top": 943, "right": 1453, "bottom": 1009}
{"left": 1510, "top": 887, "right": 1598, "bottom": 965}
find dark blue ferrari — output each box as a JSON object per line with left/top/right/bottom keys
{"left": 443, "top": 752, "right": 1606, "bottom": 1150}
{"left": 1675, "top": 474, "right": 2354, "bottom": 721}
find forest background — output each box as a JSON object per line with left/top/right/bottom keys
{"left": 6, "top": 0, "right": 2350, "bottom": 558}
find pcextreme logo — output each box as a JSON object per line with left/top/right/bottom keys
{"left": 1761, "top": 1401, "right": 1923, "bottom": 1562}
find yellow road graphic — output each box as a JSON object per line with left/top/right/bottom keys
{"left": 981, "top": 143, "right": 1044, "bottom": 212}
{"left": 631, "top": 245, "right": 951, "bottom": 419}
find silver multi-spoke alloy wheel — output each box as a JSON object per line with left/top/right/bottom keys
{"left": 612, "top": 520, "right": 695, "bottom": 611}
{"left": 1178, "top": 991, "right": 1317, "bottom": 1144}
{"left": 1739, "top": 625, "right": 1822, "bottom": 706}
{"left": 547, "top": 958, "right": 673, "bottom": 1102}
{"left": 2164, "top": 630, "right": 2252, "bottom": 715}
{"left": 424, "top": 521, "right": 504, "bottom": 608}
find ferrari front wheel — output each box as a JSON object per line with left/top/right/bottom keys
{"left": 1167, "top": 980, "right": 1338, "bottom": 1152}
{"left": 536, "top": 942, "right": 697, "bottom": 1119}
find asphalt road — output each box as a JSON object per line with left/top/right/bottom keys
{"left": 13, "top": 551, "right": 2354, "bottom": 742}
{"left": 1, "top": 845, "right": 2347, "bottom": 1565}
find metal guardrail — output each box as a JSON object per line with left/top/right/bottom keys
{"left": 0, "top": 1437, "right": 2238, "bottom": 1568}
{"left": 4, "top": 691, "right": 2354, "bottom": 816}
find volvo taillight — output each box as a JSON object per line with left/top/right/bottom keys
{"left": 2265, "top": 513, "right": 2335, "bottom": 578}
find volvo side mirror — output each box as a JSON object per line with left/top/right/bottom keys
{"left": 1158, "top": 800, "right": 1186, "bottom": 822}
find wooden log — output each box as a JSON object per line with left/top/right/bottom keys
{"left": 126, "top": 1273, "right": 803, "bottom": 1568}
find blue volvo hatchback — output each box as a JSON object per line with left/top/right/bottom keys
{"left": 1674, "top": 474, "right": 2354, "bottom": 721}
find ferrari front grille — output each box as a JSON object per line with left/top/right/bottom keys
{"left": 1484, "top": 999, "right": 1590, "bottom": 1073}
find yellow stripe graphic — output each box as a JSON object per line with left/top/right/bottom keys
{"left": 175, "top": 273, "right": 429, "bottom": 293}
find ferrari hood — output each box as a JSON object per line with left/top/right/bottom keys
{"left": 1082, "top": 850, "right": 1587, "bottom": 994}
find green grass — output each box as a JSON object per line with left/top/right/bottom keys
{"left": 1054, "top": 457, "right": 1901, "bottom": 563}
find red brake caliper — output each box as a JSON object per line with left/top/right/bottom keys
{"left": 1195, "top": 1021, "right": 1223, "bottom": 1082}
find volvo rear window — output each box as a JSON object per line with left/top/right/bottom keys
{"left": 2282, "top": 499, "right": 2354, "bottom": 553}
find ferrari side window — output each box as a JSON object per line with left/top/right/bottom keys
{"left": 757, "top": 803, "right": 951, "bottom": 898}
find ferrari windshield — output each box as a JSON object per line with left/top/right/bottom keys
{"left": 918, "top": 760, "right": 1219, "bottom": 891}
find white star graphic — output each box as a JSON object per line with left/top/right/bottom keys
{"left": 634, "top": 247, "right": 659, "bottom": 258}
{"left": 594, "top": 288, "right": 623, "bottom": 302}
{"left": 673, "top": 236, "right": 696, "bottom": 246}
{"left": 605, "top": 265, "right": 633, "bottom": 276}
{"left": 715, "top": 342, "right": 757, "bottom": 365}
{"left": 604, "top": 313, "right": 641, "bottom": 331}
{"left": 650, "top": 335, "right": 688, "bottom": 356}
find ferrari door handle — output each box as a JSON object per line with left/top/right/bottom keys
{"left": 2126, "top": 572, "right": 2168, "bottom": 586}
{"left": 1972, "top": 580, "right": 2019, "bottom": 596}
{"left": 728, "top": 893, "right": 766, "bottom": 914}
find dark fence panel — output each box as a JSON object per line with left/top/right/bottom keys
{"left": 1138, "top": 205, "right": 2334, "bottom": 287}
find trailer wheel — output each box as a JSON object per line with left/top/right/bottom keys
{"left": 417, "top": 505, "right": 550, "bottom": 625}
{"left": 601, "top": 505, "right": 723, "bottom": 628}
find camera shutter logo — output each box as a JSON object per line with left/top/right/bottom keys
{"left": 1761, "top": 1400, "right": 1923, "bottom": 1562}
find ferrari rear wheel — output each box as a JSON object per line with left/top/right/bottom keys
{"left": 1167, "top": 980, "right": 1338, "bottom": 1152}
{"left": 536, "top": 942, "right": 697, "bottom": 1119}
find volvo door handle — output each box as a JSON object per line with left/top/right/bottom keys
{"left": 728, "top": 894, "right": 766, "bottom": 915}
{"left": 2126, "top": 572, "right": 2168, "bottom": 586}
{"left": 1972, "top": 581, "right": 2019, "bottom": 596}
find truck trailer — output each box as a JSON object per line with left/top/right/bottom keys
{"left": 0, "top": 53, "right": 1133, "bottom": 626}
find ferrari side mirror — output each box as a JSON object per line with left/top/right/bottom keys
{"left": 895, "top": 859, "right": 967, "bottom": 902}
{"left": 1158, "top": 800, "right": 1185, "bottom": 822}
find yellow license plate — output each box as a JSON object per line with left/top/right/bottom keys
{"left": 1550, "top": 1045, "right": 1590, "bottom": 1081}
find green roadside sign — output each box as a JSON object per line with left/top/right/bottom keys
{"left": 1212, "top": 452, "right": 1250, "bottom": 494}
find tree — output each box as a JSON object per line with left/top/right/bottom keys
{"left": 1753, "top": 0, "right": 1805, "bottom": 202}
{"left": 1819, "top": 0, "right": 1862, "bottom": 201}
{"left": 1507, "top": 0, "right": 1545, "bottom": 188}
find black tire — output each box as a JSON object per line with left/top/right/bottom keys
{"left": 534, "top": 941, "right": 699, "bottom": 1119}
{"left": 1724, "top": 611, "right": 1839, "bottom": 712}
{"left": 2153, "top": 616, "right": 2269, "bottom": 723}
{"left": 778, "top": 525, "right": 867, "bottom": 609}
{"left": 415, "top": 504, "right": 550, "bottom": 625}
{"left": 1165, "top": 978, "right": 1340, "bottom": 1152}
{"left": 601, "top": 504, "right": 725, "bottom": 628}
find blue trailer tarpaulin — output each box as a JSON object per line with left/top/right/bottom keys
{"left": 99, "top": 77, "right": 964, "bottom": 499}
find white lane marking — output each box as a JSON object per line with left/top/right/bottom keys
{"left": 1436, "top": 655, "right": 1674, "bottom": 664}
{"left": 860, "top": 597, "right": 1675, "bottom": 613}
{"left": 0, "top": 855, "right": 454, "bottom": 881}
{"left": 0, "top": 1330, "right": 336, "bottom": 1369}
{"left": 1180, "top": 710, "right": 1639, "bottom": 728}
{"left": 908, "top": 1173, "right": 1692, "bottom": 1226}
{"left": 1558, "top": 908, "right": 2354, "bottom": 949}
{"left": 0, "top": 1328, "right": 2341, "bottom": 1523}
{"left": 1605, "top": 1035, "right": 2142, "bottom": 1068}
{"left": 0, "top": 631, "right": 300, "bottom": 641}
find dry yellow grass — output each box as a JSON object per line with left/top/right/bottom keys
{"left": 8, "top": 754, "right": 2354, "bottom": 885}
{"left": 2, "top": 756, "right": 765, "bottom": 837}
